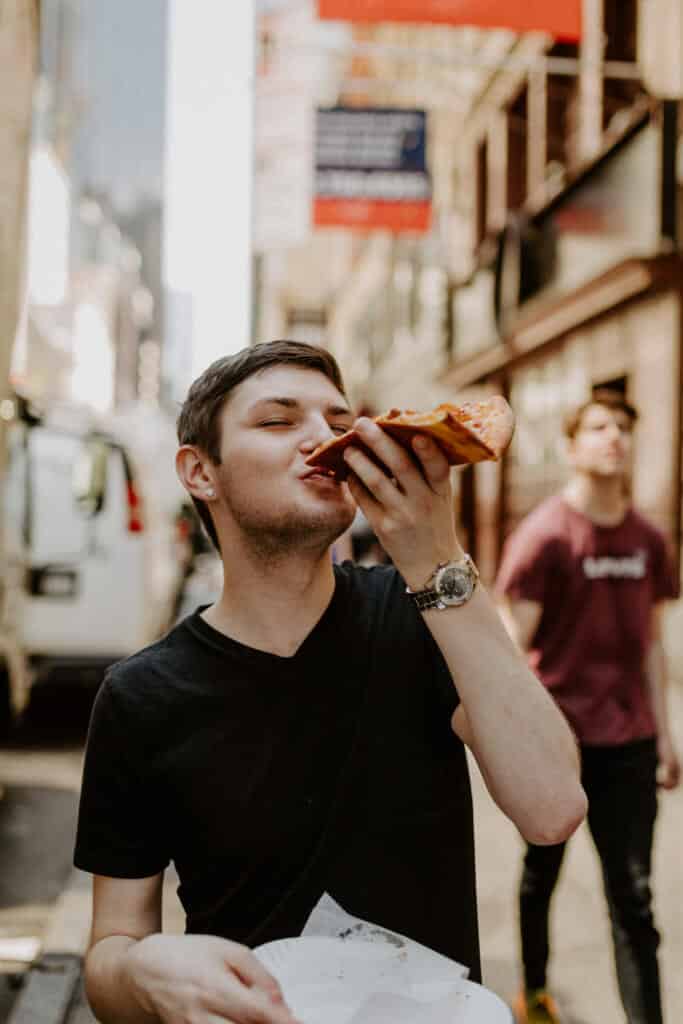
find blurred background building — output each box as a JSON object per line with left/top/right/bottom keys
{"left": 3, "top": 0, "right": 683, "bottom": 592}
{"left": 253, "top": 0, "right": 683, "bottom": 591}
{"left": 12, "top": 0, "right": 167, "bottom": 413}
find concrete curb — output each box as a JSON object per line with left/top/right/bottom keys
{"left": 5, "top": 864, "right": 184, "bottom": 1023}
{"left": 4, "top": 870, "right": 91, "bottom": 1024}
{"left": 6, "top": 954, "right": 81, "bottom": 1024}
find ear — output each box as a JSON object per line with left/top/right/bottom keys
{"left": 176, "top": 445, "right": 217, "bottom": 502}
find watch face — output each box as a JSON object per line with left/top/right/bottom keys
{"left": 435, "top": 565, "right": 474, "bottom": 606}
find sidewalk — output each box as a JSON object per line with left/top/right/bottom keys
{"left": 472, "top": 682, "right": 683, "bottom": 1022}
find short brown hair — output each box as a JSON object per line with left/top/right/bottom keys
{"left": 177, "top": 340, "right": 347, "bottom": 549}
{"left": 563, "top": 388, "right": 639, "bottom": 440}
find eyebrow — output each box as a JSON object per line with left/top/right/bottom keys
{"left": 249, "top": 397, "right": 353, "bottom": 417}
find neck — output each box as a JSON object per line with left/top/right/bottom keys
{"left": 203, "top": 529, "right": 338, "bottom": 657}
{"left": 562, "top": 474, "right": 628, "bottom": 526}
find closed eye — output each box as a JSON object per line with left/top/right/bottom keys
{"left": 259, "top": 419, "right": 350, "bottom": 434}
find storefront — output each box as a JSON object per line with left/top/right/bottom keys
{"left": 446, "top": 255, "right": 683, "bottom": 584}
{"left": 442, "top": 108, "right": 683, "bottom": 584}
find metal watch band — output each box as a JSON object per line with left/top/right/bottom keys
{"left": 405, "top": 553, "right": 479, "bottom": 611}
{"left": 410, "top": 588, "right": 445, "bottom": 611}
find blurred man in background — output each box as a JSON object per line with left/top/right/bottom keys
{"left": 496, "top": 390, "right": 680, "bottom": 1024}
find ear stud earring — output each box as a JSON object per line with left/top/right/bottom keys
{"left": 206, "top": 488, "right": 215, "bottom": 499}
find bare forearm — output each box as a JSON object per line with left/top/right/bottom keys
{"left": 646, "top": 641, "right": 671, "bottom": 737}
{"left": 423, "top": 585, "right": 585, "bottom": 844}
{"left": 338, "top": 418, "right": 585, "bottom": 839}
{"left": 85, "top": 936, "right": 158, "bottom": 1024}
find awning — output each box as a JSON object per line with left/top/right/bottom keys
{"left": 317, "top": 1, "right": 581, "bottom": 41}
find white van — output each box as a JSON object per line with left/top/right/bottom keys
{"left": 0, "top": 401, "right": 186, "bottom": 731}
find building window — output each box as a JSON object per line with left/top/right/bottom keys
{"left": 476, "top": 138, "right": 488, "bottom": 249}
{"left": 546, "top": 42, "right": 580, "bottom": 171}
{"left": 507, "top": 85, "right": 528, "bottom": 210}
{"left": 602, "top": 0, "right": 642, "bottom": 133}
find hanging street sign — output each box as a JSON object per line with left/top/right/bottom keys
{"left": 313, "top": 106, "right": 431, "bottom": 233}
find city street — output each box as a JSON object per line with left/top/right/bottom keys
{"left": 1, "top": 676, "right": 682, "bottom": 1022}
{"left": 0, "top": 687, "right": 90, "bottom": 1022}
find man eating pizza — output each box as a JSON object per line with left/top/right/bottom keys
{"left": 74, "top": 339, "right": 586, "bottom": 1024}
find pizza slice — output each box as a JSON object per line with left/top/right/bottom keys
{"left": 305, "top": 395, "right": 515, "bottom": 480}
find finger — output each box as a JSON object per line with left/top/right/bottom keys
{"left": 345, "top": 469, "right": 382, "bottom": 522}
{"left": 226, "top": 946, "right": 285, "bottom": 1002}
{"left": 211, "top": 980, "right": 301, "bottom": 1024}
{"left": 343, "top": 446, "right": 404, "bottom": 509}
{"left": 353, "top": 418, "right": 425, "bottom": 495}
{"left": 410, "top": 434, "right": 451, "bottom": 493}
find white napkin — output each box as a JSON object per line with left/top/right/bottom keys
{"left": 301, "top": 892, "right": 469, "bottom": 984}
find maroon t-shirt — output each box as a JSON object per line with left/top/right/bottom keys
{"left": 495, "top": 496, "right": 678, "bottom": 746}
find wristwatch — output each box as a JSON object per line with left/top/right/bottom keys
{"left": 406, "top": 554, "right": 480, "bottom": 611}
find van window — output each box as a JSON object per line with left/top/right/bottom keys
{"left": 73, "top": 437, "right": 108, "bottom": 516}
{"left": 28, "top": 429, "right": 105, "bottom": 563}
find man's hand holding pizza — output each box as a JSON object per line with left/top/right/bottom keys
{"left": 307, "top": 395, "right": 513, "bottom": 588}
{"left": 342, "top": 417, "right": 462, "bottom": 589}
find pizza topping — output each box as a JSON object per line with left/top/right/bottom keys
{"left": 305, "top": 395, "right": 515, "bottom": 479}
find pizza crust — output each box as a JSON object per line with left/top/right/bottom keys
{"left": 306, "top": 396, "right": 515, "bottom": 479}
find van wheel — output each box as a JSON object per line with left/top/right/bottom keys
{"left": 0, "top": 666, "right": 14, "bottom": 738}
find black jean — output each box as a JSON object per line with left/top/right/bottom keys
{"left": 519, "top": 738, "right": 662, "bottom": 1024}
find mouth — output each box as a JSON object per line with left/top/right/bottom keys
{"left": 303, "top": 464, "right": 337, "bottom": 479}
{"left": 301, "top": 466, "right": 340, "bottom": 483}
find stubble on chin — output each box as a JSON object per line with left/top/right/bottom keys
{"left": 225, "top": 492, "right": 355, "bottom": 560}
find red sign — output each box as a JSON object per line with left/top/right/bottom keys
{"left": 317, "top": 1, "right": 581, "bottom": 41}
{"left": 313, "top": 197, "right": 431, "bottom": 232}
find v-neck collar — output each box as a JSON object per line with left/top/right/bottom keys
{"left": 184, "top": 566, "right": 348, "bottom": 669}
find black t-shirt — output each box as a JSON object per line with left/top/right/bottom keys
{"left": 74, "top": 563, "right": 480, "bottom": 978}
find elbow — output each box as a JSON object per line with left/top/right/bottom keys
{"left": 521, "top": 785, "right": 588, "bottom": 846}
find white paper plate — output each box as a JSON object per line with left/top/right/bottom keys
{"left": 254, "top": 937, "right": 511, "bottom": 1024}
{"left": 448, "top": 981, "right": 513, "bottom": 1022}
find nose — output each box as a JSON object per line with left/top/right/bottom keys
{"left": 605, "top": 422, "right": 626, "bottom": 443}
{"left": 299, "top": 414, "right": 335, "bottom": 454}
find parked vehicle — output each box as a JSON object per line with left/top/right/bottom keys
{"left": 0, "top": 397, "right": 186, "bottom": 732}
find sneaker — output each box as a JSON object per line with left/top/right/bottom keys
{"left": 513, "top": 988, "right": 561, "bottom": 1024}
